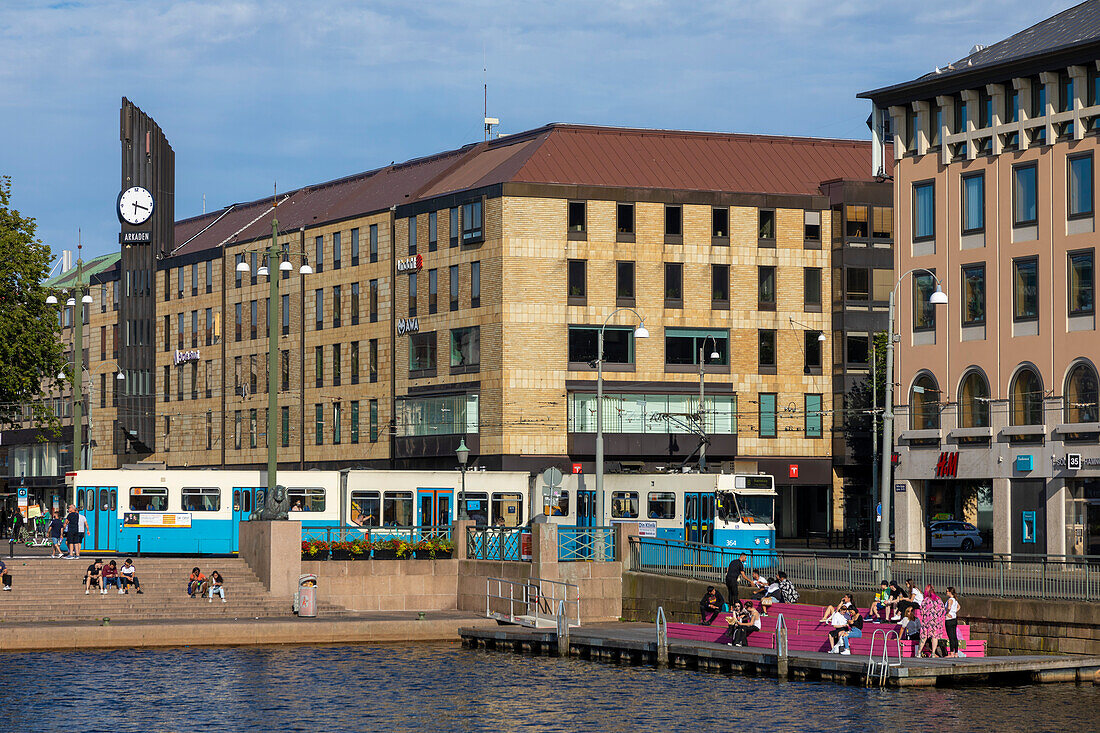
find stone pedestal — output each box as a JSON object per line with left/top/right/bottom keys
{"left": 239, "top": 520, "right": 301, "bottom": 598}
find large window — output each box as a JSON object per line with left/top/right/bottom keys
{"left": 616, "top": 261, "right": 635, "bottom": 301}
{"left": 350, "top": 490, "right": 380, "bottom": 527}
{"left": 568, "top": 201, "right": 586, "bottom": 234}
{"left": 567, "top": 392, "right": 736, "bottom": 435}
{"left": 611, "top": 491, "right": 639, "bottom": 519}
{"left": 913, "top": 182, "right": 935, "bottom": 240}
{"left": 847, "top": 268, "right": 869, "bottom": 301}
{"left": 804, "top": 331, "right": 823, "bottom": 371}
{"left": 1069, "top": 250, "right": 1095, "bottom": 316}
{"left": 1013, "top": 258, "right": 1038, "bottom": 321}
{"left": 805, "top": 394, "right": 822, "bottom": 438}
{"left": 712, "top": 264, "right": 729, "bottom": 306}
{"left": 872, "top": 207, "right": 893, "bottom": 239}
{"left": 1069, "top": 154, "right": 1094, "bottom": 218}
{"left": 1013, "top": 164, "right": 1038, "bottom": 226}
{"left": 461, "top": 200, "right": 483, "bottom": 243}
{"left": 395, "top": 394, "right": 478, "bottom": 437}
{"left": 129, "top": 487, "right": 167, "bottom": 512}
{"left": 664, "top": 205, "right": 682, "bottom": 239}
{"left": 617, "top": 202, "right": 635, "bottom": 235}
{"left": 758, "top": 209, "right": 776, "bottom": 240}
{"left": 568, "top": 259, "right": 586, "bottom": 302}
{"left": 665, "top": 263, "right": 683, "bottom": 306}
{"left": 1065, "top": 362, "right": 1100, "bottom": 423}
{"left": 962, "top": 173, "right": 984, "bottom": 233}
{"left": 289, "top": 487, "right": 326, "bottom": 512}
{"left": 450, "top": 326, "right": 480, "bottom": 370}
{"left": 409, "top": 331, "right": 437, "bottom": 374}
{"left": 181, "top": 487, "right": 220, "bottom": 512}
{"left": 647, "top": 492, "right": 676, "bottom": 520}
{"left": 758, "top": 266, "right": 776, "bottom": 310}
{"left": 383, "top": 492, "right": 414, "bottom": 526}
{"left": 759, "top": 393, "right": 777, "bottom": 438}
{"left": 408, "top": 216, "right": 417, "bottom": 254}
{"left": 665, "top": 328, "right": 729, "bottom": 366}
{"left": 846, "top": 205, "right": 868, "bottom": 238}
{"left": 758, "top": 330, "right": 776, "bottom": 371}
{"left": 958, "top": 371, "right": 990, "bottom": 428}
{"left": 961, "top": 264, "right": 986, "bottom": 325}
{"left": 569, "top": 326, "right": 634, "bottom": 365}
{"left": 910, "top": 373, "right": 940, "bottom": 430}
{"left": 804, "top": 267, "right": 822, "bottom": 308}
{"left": 1011, "top": 367, "right": 1043, "bottom": 426}
{"left": 914, "top": 271, "right": 937, "bottom": 331}
{"left": 492, "top": 493, "right": 524, "bottom": 527}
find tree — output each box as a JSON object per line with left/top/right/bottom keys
{"left": 842, "top": 331, "right": 889, "bottom": 470}
{"left": 0, "top": 176, "right": 64, "bottom": 427}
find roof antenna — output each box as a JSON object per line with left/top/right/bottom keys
{"left": 203, "top": 193, "right": 206, "bottom": 214}
{"left": 483, "top": 47, "right": 498, "bottom": 140}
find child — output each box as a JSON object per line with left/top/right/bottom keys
{"left": 207, "top": 570, "right": 226, "bottom": 603}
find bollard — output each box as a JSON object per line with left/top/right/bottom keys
{"left": 102, "top": 617, "right": 110, "bottom": 626}
{"left": 555, "top": 600, "right": 570, "bottom": 657}
{"left": 775, "top": 613, "right": 789, "bottom": 680}
{"left": 655, "top": 606, "right": 669, "bottom": 668}
{"left": 417, "top": 611, "right": 426, "bottom": 621}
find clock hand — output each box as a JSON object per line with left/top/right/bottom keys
{"left": 134, "top": 203, "right": 150, "bottom": 212}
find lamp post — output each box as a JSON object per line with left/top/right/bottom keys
{"left": 595, "top": 307, "right": 649, "bottom": 526}
{"left": 46, "top": 246, "right": 93, "bottom": 473}
{"left": 879, "top": 269, "right": 947, "bottom": 562}
{"left": 697, "top": 336, "right": 721, "bottom": 472}
{"left": 456, "top": 438, "right": 470, "bottom": 521}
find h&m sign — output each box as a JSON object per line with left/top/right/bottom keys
{"left": 934, "top": 451, "right": 959, "bottom": 478}
{"left": 397, "top": 254, "right": 423, "bottom": 273}
{"left": 397, "top": 317, "right": 419, "bottom": 335}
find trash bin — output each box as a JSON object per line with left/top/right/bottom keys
{"left": 294, "top": 573, "right": 318, "bottom": 617}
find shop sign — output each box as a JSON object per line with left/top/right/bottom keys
{"left": 1052, "top": 454, "right": 1100, "bottom": 468}
{"left": 397, "top": 317, "right": 419, "bottom": 335}
{"left": 572, "top": 463, "right": 582, "bottom": 474}
{"left": 397, "top": 254, "right": 423, "bottom": 273}
{"left": 120, "top": 231, "right": 151, "bottom": 243}
{"left": 934, "top": 451, "right": 959, "bottom": 478}
{"left": 174, "top": 349, "right": 200, "bottom": 365}
{"left": 1015, "top": 454, "right": 1034, "bottom": 472}
{"left": 788, "top": 464, "right": 799, "bottom": 479}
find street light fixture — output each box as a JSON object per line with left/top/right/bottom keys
{"left": 45, "top": 244, "right": 92, "bottom": 477}
{"left": 595, "top": 307, "right": 649, "bottom": 526}
{"left": 456, "top": 438, "right": 470, "bottom": 521}
{"left": 697, "top": 335, "right": 722, "bottom": 472}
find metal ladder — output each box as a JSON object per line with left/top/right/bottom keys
{"left": 865, "top": 628, "right": 902, "bottom": 687}
{"left": 655, "top": 606, "right": 668, "bottom": 666}
{"left": 774, "top": 613, "right": 790, "bottom": 678}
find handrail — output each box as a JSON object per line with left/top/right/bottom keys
{"left": 558, "top": 526, "right": 615, "bottom": 562}
{"left": 485, "top": 576, "right": 580, "bottom": 628}
{"left": 774, "top": 613, "right": 788, "bottom": 657}
{"left": 866, "top": 628, "right": 902, "bottom": 687}
{"left": 467, "top": 526, "right": 527, "bottom": 561}
{"left": 301, "top": 524, "right": 451, "bottom": 545}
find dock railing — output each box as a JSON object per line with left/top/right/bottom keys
{"left": 558, "top": 526, "right": 615, "bottom": 562}
{"left": 467, "top": 526, "right": 527, "bottom": 561}
{"left": 629, "top": 537, "right": 1100, "bottom": 602}
{"left": 486, "top": 576, "right": 580, "bottom": 628}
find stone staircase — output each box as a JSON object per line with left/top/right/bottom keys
{"left": 0, "top": 556, "right": 349, "bottom": 623}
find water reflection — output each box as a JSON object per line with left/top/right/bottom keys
{"left": 0, "top": 644, "right": 1094, "bottom": 732}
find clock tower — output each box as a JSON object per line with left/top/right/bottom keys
{"left": 117, "top": 97, "right": 174, "bottom": 459}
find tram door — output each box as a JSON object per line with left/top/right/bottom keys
{"left": 417, "top": 489, "right": 453, "bottom": 532}
{"left": 576, "top": 490, "right": 596, "bottom": 527}
{"left": 685, "top": 492, "right": 714, "bottom": 544}
{"left": 88, "top": 487, "right": 118, "bottom": 552}
{"left": 231, "top": 488, "right": 253, "bottom": 552}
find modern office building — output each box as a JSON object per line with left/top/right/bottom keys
{"left": 860, "top": 1, "right": 1100, "bottom": 556}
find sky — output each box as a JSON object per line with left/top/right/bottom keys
{"left": 0, "top": 0, "right": 1075, "bottom": 262}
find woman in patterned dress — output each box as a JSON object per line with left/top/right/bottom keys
{"left": 916, "top": 584, "right": 947, "bottom": 657}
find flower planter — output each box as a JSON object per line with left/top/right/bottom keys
{"left": 372, "top": 549, "right": 398, "bottom": 560}
{"left": 330, "top": 549, "right": 354, "bottom": 561}
{"left": 303, "top": 550, "right": 330, "bottom": 561}
{"left": 414, "top": 549, "right": 453, "bottom": 560}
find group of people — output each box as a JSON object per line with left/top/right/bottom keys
{"left": 724, "top": 553, "right": 801, "bottom": 614}
{"left": 697, "top": 587, "right": 762, "bottom": 647}
{"left": 187, "top": 568, "right": 227, "bottom": 602}
{"left": 83, "top": 558, "right": 143, "bottom": 595}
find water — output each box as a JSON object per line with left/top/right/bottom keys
{"left": 1, "top": 643, "right": 1095, "bottom": 732}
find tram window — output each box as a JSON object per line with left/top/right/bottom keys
{"left": 736, "top": 494, "right": 775, "bottom": 525}
{"left": 99, "top": 488, "right": 109, "bottom": 511}
{"left": 548, "top": 489, "right": 569, "bottom": 517}
{"left": 77, "top": 489, "right": 85, "bottom": 510}
{"left": 460, "top": 492, "right": 489, "bottom": 525}
{"left": 611, "top": 491, "right": 639, "bottom": 519}
{"left": 287, "top": 487, "right": 326, "bottom": 512}
{"left": 182, "top": 487, "right": 221, "bottom": 512}
{"left": 109, "top": 490, "right": 117, "bottom": 512}
{"left": 243, "top": 490, "right": 251, "bottom": 513}
{"left": 233, "top": 490, "right": 241, "bottom": 512}
{"left": 383, "top": 491, "right": 413, "bottom": 526}
{"left": 647, "top": 492, "right": 676, "bottom": 520}
{"left": 351, "top": 490, "right": 381, "bottom": 527}
{"left": 491, "top": 493, "right": 523, "bottom": 527}
{"left": 130, "top": 487, "right": 168, "bottom": 512}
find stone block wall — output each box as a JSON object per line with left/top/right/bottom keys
{"left": 305, "top": 559, "right": 459, "bottom": 612}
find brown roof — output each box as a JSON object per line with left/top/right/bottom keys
{"left": 170, "top": 123, "right": 882, "bottom": 259}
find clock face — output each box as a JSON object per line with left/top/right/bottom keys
{"left": 118, "top": 186, "right": 155, "bottom": 226}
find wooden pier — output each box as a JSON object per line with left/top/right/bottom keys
{"left": 460, "top": 622, "right": 1100, "bottom": 687}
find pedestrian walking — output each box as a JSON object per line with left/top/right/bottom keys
{"left": 48, "top": 511, "right": 65, "bottom": 558}
{"left": 64, "top": 505, "right": 81, "bottom": 559}
{"left": 0, "top": 558, "right": 11, "bottom": 591}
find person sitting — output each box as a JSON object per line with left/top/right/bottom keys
{"left": 758, "top": 577, "right": 781, "bottom": 615}
{"left": 728, "top": 601, "right": 762, "bottom": 647}
{"left": 826, "top": 606, "right": 851, "bottom": 653}
{"left": 776, "top": 571, "right": 799, "bottom": 604}
{"left": 187, "top": 567, "right": 207, "bottom": 598}
{"left": 0, "top": 558, "right": 10, "bottom": 591}
{"left": 818, "top": 593, "right": 854, "bottom": 624}
{"left": 207, "top": 570, "right": 226, "bottom": 603}
{"left": 896, "top": 606, "right": 921, "bottom": 645}
{"left": 868, "top": 580, "right": 890, "bottom": 623}
{"left": 84, "top": 559, "right": 103, "bottom": 595}
{"left": 698, "top": 586, "right": 725, "bottom": 625}
{"left": 840, "top": 609, "right": 865, "bottom": 655}
{"left": 896, "top": 579, "right": 923, "bottom": 619}
{"left": 884, "top": 580, "right": 906, "bottom": 620}
{"left": 101, "top": 560, "right": 122, "bottom": 595}
{"left": 749, "top": 571, "right": 769, "bottom": 598}
{"left": 119, "top": 558, "right": 143, "bottom": 594}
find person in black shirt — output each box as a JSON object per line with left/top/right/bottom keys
{"left": 699, "top": 586, "right": 725, "bottom": 625}
{"left": 725, "top": 553, "right": 750, "bottom": 603}
{"left": 48, "top": 511, "right": 65, "bottom": 558}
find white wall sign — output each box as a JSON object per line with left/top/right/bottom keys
{"left": 174, "top": 349, "right": 201, "bottom": 365}
{"left": 397, "top": 254, "right": 423, "bottom": 273}
{"left": 397, "top": 317, "right": 420, "bottom": 335}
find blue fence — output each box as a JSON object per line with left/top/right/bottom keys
{"left": 558, "top": 526, "right": 615, "bottom": 562}
{"left": 467, "top": 527, "right": 526, "bottom": 561}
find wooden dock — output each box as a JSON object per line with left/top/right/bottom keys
{"left": 460, "top": 622, "right": 1100, "bottom": 687}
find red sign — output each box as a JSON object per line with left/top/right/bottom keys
{"left": 788, "top": 464, "right": 799, "bottom": 479}
{"left": 935, "top": 451, "right": 959, "bottom": 478}
{"left": 572, "top": 463, "right": 583, "bottom": 474}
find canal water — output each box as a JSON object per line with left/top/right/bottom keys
{"left": 1, "top": 643, "right": 1094, "bottom": 732}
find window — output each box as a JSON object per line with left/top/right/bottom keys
{"left": 846, "top": 334, "right": 869, "bottom": 365}
{"left": 280, "top": 350, "right": 289, "bottom": 391}
{"left": 1014, "top": 164, "right": 1038, "bottom": 226}
{"left": 712, "top": 207, "right": 729, "bottom": 239}
{"left": 647, "top": 492, "right": 676, "bottom": 520}
{"left": 351, "top": 283, "right": 360, "bottom": 325}
{"left": 1011, "top": 367, "right": 1043, "bottom": 426}
{"left": 315, "top": 289, "right": 324, "bottom": 330}
{"left": 914, "top": 271, "right": 937, "bottom": 331}
{"left": 314, "top": 404, "right": 324, "bottom": 445}
{"left": 461, "top": 200, "right": 483, "bottom": 243}
{"left": 288, "top": 487, "right": 326, "bottom": 512}
{"left": 1065, "top": 362, "right": 1099, "bottom": 423}
{"left": 492, "top": 493, "right": 524, "bottom": 527}
{"left": 1069, "top": 154, "right": 1094, "bottom": 218}
{"left": 191, "top": 263, "right": 198, "bottom": 295}
{"left": 249, "top": 409, "right": 257, "bottom": 449}
{"left": 471, "top": 261, "right": 480, "bottom": 308}
{"left": 427, "top": 269, "right": 437, "bottom": 314}
{"left": 235, "top": 255, "right": 244, "bottom": 287}
{"left": 1013, "top": 258, "right": 1038, "bottom": 321}
{"left": 568, "top": 201, "right": 586, "bottom": 235}
{"left": 616, "top": 203, "right": 634, "bottom": 237}
{"left": 281, "top": 294, "right": 289, "bottom": 335}
{"left": 333, "top": 231, "right": 341, "bottom": 269}
{"left": 234, "top": 303, "right": 242, "bottom": 341}
{"left": 959, "top": 371, "right": 990, "bottom": 428}
{"left": 449, "top": 208, "right": 459, "bottom": 247}
{"left": 350, "top": 401, "right": 360, "bottom": 444}
{"left": 664, "top": 263, "right": 683, "bottom": 306}
{"left": 664, "top": 205, "right": 682, "bottom": 240}
{"left": 408, "top": 216, "right": 417, "bottom": 255}
{"left": 369, "top": 279, "right": 378, "bottom": 322}
{"left": 333, "top": 401, "right": 342, "bottom": 444}
{"left": 758, "top": 266, "right": 776, "bottom": 310}
{"left": 250, "top": 300, "right": 258, "bottom": 339}
{"left": 846, "top": 205, "right": 869, "bottom": 238}
{"left": 177, "top": 267, "right": 184, "bottom": 297}
{"left": 910, "top": 373, "right": 940, "bottom": 430}
{"left": 665, "top": 328, "right": 729, "bottom": 366}
{"left": 315, "top": 235, "right": 323, "bottom": 273}
{"left": 805, "top": 394, "right": 822, "bottom": 438}
{"left": 332, "top": 343, "right": 341, "bottom": 387}
{"left": 616, "top": 261, "right": 635, "bottom": 302}
{"left": 205, "top": 308, "right": 214, "bottom": 345}
{"left": 409, "top": 331, "right": 437, "bottom": 375}
{"left": 350, "top": 489, "right": 378, "bottom": 525}
{"left": 177, "top": 312, "right": 185, "bottom": 349}
{"left": 758, "top": 330, "right": 777, "bottom": 371}
{"left": 611, "top": 491, "right": 639, "bottom": 519}
{"left": 409, "top": 271, "right": 417, "bottom": 317}
{"left": 162, "top": 315, "right": 170, "bottom": 351}
{"left": 1069, "top": 250, "right": 1095, "bottom": 315}
{"left": 804, "top": 267, "right": 822, "bottom": 308}
{"left": 369, "top": 339, "right": 378, "bottom": 383}
{"left": 350, "top": 341, "right": 359, "bottom": 385}
{"left": 428, "top": 211, "right": 437, "bottom": 251}
{"left": 913, "top": 182, "right": 935, "bottom": 240}
{"left": 451, "top": 326, "right": 480, "bottom": 371}
{"left": 962, "top": 173, "right": 984, "bottom": 233}
{"left": 382, "top": 490, "right": 413, "bottom": 525}
{"left": 804, "top": 211, "right": 821, "bottom": 242}
{"left": 961, "top": 264, "right": 986, "bottom": 325}
{"left": 712, "top": 264, "right": 729, "bottom": 307}
{"left": 804, "top": 331, "right": 822, "bottom": 372}
{"left": 351, "top": 227, "right": 360, "bottom": 265}
{"left": 759, "top": 393, "right": 777, "bottom": 438}
{"left": 369, "top": 224, "right": 378, "bottom": 263}
{"left": 569, "top": 325, "right": 635, "bottom": 365}
{"left": 568, "top": 259, "right": 586, "bottom": 303}
{"left": 370, "top": 399, "right": 379, "bottom": 443}
{"left": 758, "top": 209, "right": 775, "bottom": 240}
{"left": 315, "top": 345, "right": 324, "bottom": 388}
{"left": 847, "top": 268, "right": 869, "bottom": 301}
{"left": 129, "top": 487, "right": 167, "bottom": 512}
{"left": 872, "top": 207, "right": 893, "bottom": 239}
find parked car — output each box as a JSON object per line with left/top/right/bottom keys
{"left": 930, "top": 521, "right": 984, "bottom": 551}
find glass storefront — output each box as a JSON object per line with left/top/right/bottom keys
{"left": 1066, "top": 479, "right": 1100, "bottom": 556}
{"left": 924, "top": 479, "right": 993, "bottom": 552}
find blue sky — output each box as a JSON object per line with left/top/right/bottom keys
{"left": 0, "top": 0, "right": 1072, "bottom": 261}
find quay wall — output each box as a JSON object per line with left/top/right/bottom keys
{"left": 621, "top": 571, "right": 1100, "bottom": 656}
{"left": 304, "top": 559, "right": 459, "bottom": 612}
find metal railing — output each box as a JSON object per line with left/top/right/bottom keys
{"left": 467, "top": 526, "right": 526, "bottom": 561}
{"left": 558, "top": 526, "right": 615, "bottom": 562}
{"left": 629, "top": 537, "right": 1100, "bottom": 601}
{"left": 301, "top": 525, "right": 451, "bottom": 545}
{"left": 486, "top": 576, "right": 580, "bottom": 628}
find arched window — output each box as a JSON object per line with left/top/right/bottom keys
{"left": 910, "top": 373, "right": 940, "bottom": 430}
{"left": 1011, "top": 367, "right": 1044, "bottom": 426}
{"left": 1065, "top": 362, "right": 1099, "bottom": 423}
{"left": 958, "top": 370, "right": 990, "bottom": 428}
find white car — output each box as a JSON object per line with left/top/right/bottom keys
{"left": 930, "top": 521, "right": 984, "bottom": 551}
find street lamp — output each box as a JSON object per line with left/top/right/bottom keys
{"left": 878, "top": 269, "right": 947, "bottom": 563}
{"left": 697, "top": 335, "right": 721, "bottom": 472}
{"left": 456, "top": 438, "right": 470, "bottom": 521}
{"left": 45, "top": 243, "right": 92, "bottom": 474}
{"left": 595, "top": 307, "right": 649, "bottom": 526}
